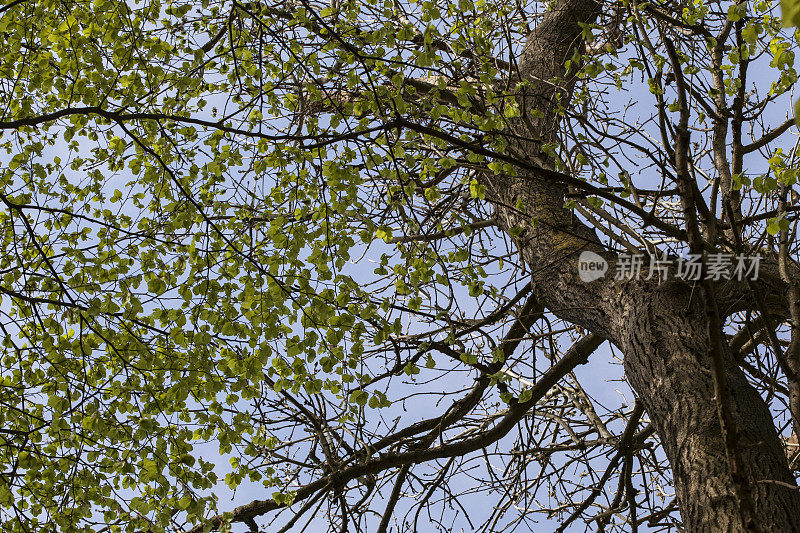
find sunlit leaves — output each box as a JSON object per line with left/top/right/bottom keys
{"left": 781, "top": 0, "right": 800, "bottom": 124}
{"left": 767, "top": 212, "right": 791, "bottom": 234}
{"left": 0, "top": 0, "right": 724, "bottom": 529}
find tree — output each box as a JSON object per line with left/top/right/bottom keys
{"left": 3, "top": 0, "right": 800, "bottom": 530}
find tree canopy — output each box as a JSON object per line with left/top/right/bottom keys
{"left": 3, "top": 0, "right": 800, "bottom": 531}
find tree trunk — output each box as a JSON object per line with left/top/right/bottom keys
{"left": 620, "top": 288, "right": 800, "bottom": 531}
{"left": 493, "top": 0, "right": 800, "bottom": 529}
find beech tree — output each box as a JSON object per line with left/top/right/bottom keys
{"left": 5, "top": 0, "right": 800, "bottom": 530}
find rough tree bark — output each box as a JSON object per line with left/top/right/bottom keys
{"left": 491, "top": 0, "right": 800, "bottom": 529}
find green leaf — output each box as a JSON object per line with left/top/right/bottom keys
{"left": 8, "top": 154, "right": 24, "bottom": 170}
{"left": 469, "top": 178, "right": 486, "bottom": 200}
{"left": 376, "top": 227, "right": 393, "bottom": 242}
{"left": 349, "top": 390, "right": 369, "bottom": 406}
{"left": 742, "top": 23, "right": 759, "bottom": 44}
{"left": 519, "top": 388, "right": 532, "bottom": 403}
{"left": 403, "top": 362, "right": 420, "bottom": 375}
{"left": 767, "top": 215, "right": 789, "bottom": 235}
{"left": 728, "top": 3, "right": 746, "bottom": 22}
